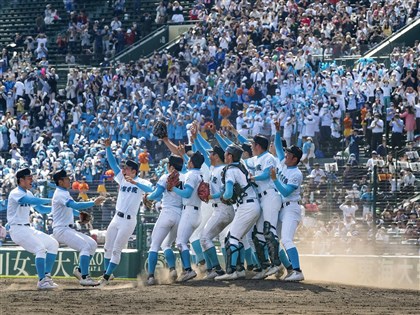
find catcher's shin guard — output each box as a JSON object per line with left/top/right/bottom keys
{"left": 263, "top": 221, "right": 281, "bottom": 266}
{"left": 236, "top": 242, "right": 245, "bottom": 272}
{"left": 225, "top": 234, "right": 242, "bottom": 274}
{"left": 252, "top": 226, "right": 270, "bottom": 269}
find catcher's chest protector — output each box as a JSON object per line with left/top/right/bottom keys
{"left": 221, "top": 163, "right": 250, "bottom": 204}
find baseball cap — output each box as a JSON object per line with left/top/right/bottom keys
{"left": 125, "top": 160, "right": 139, "bottom": 172}
{"left": 190, "top": 151, "right": 205, "bottom": 168}
{"left": 168, "top": 155, "right": 183, "bottom": 172}
{"left": 226, "top": 144, "right": 243, "bottom": 162}
{"left": 208, "top": 145, "right": 225, "bottom": 162}
{"left": 252, "top": 134, "right": 269, "bottom": 150}
{"left": 53, "top": 169, "right": 69, "bottom": 184}
{"left": 241, "top": 143, "right": 252, "bottom": 157}
{"left": 285, "top": 145, "right": 303, "bottom": 161}
{"left": 16, "top": 168, "right": 32, "bottom": 179}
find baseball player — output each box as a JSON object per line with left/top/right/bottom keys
{"left": 213, "top": 129, "right": 260, "bottom": 270}
{"left": 145, "top": 155, "right": 184, "bottom": 285}
{"left": 51, "top": 169, "right": 105, "bottom": 286}
{"left": 160, "top": 132, "right": 208, "bottom": 271}
{"left": 171, "top": 150, "right": 205, "bottom": 282}
{"left": 215, "top": 144, "right": 261, "bottom": 281}
{"left": 271, "top": 128, "right": 305, "bottom": 281}
{"left": 248, "top": 134, "right": 284, "bottom": 279}
{"left": 100, "top": 138, "right": 153, "bottom": 286}
{"left": 194, "top": 139, "right": 235, "bottom": 279}
{"left": 7, "top": 168, "right": 59, "bottom": 289}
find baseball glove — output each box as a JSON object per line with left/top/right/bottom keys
{"left": 143, "top": 193, "right": 155, "bottom": 210}
{"left": 152, "top": 120, "right": 168, "bottom": 139}
{"left": 166, "top": 170, "right": 180, "bottom": 191}
{"left": 197, "top": 181, "right": 210, "bottom": 202}
{"left": 79, "top": 211, "right": 92, "bottom": 224}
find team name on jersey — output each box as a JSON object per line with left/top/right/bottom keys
{"left": 120, "top": 186, "right": 139, "bottom": 193}
{"left": 19, "top": 203, "right": 30, "bottom": 207}
{"left": 211, "top": 176, "right": 218, "bottom": 184}
{"left": 278, "top": 172, "right": 288, "bottom": 184}
{"left": 255, "top": 164, "right": 262, "bottom": 171}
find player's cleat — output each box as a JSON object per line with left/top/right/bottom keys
{"left": 37, "top": 277, "right": 57, "bottom": 290}
{"left": 214, "top": 270, "right": 246, "bottom": 281}
{"left": 203, "top": 269, "right": 224, "bottom": 280}
{"left": 265, "top": 265, "right": 280, "bottom": 277}
{"left": 177, "top": 270, "right": 197, "bottom": 282}
{"left": 169, "top": 269, "right": 178, "bottom": 282}
{"left": 73, "top": 267, "right": 82, "bottom": 280}
{"left": 98, "top": 276, "right": 110, "bottom": 287}
{"left": 80, "top": 276, "right": 99, "bottom": 287}
{"left": 275, "top": 265, "right": 286, "bottom": 279}
{"left": 252, "top": 267, "right": 269, "bottom": 280}
{"left": 284, "top": 270, "right": 304, "bottom": 282}
{"left": 147, "top": 276, "right": 156, "bottom": 285}
{"left": 44, "top": 273, "right": 59, "bottom": 288}
{"left": 109, "top": 274, "right": 115, "bottom": 281}
{"left": 197, "top": 263, "right": 207, "bottom": 274}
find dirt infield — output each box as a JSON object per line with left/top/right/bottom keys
{"left": 1, "top": 277, "right": 418, "bottom": 315}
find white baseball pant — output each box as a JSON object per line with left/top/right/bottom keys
{"left": 278, "top": 203, "right": 301, "bottom": 250}
{"left": 228, "top": 200, "right": 261, "bottom": 246}
{"left": 176, "top": 206, "right": 201, "bottom": 251}
{"left": 149, "top": 207, "right": 181, "bottom": 252}
{"left": 9, "top": 225, "right": 58, "bottom": 258}
{"left": 190, "top": 202, "right": 213, "bottom": 245}
{"left": 200, "top": 203, "right": 234, "bottom": 251}
{"left": 53, "top": 227, "right": 97, "bottom": 256}
{"left": 104, "top": 214, "right": 137, "bottom": 264}
{"left": 255, "top": 189, "right": 282, "bottom": 240}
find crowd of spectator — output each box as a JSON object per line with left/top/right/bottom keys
{"left": 0, "top": 0, "right": 419, "bottom": 250}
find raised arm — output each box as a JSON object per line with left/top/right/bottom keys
{"left": 104, "top": 138, "right": 121, "bottom": 175}
{"left": 215, "top": 132, "right": 229, "bottom": 151}
{"left": 275, "top": 131, "right": 285, "bottom": 161}
{"left": 194, "top": 137, "right": 211, "bottom": 167}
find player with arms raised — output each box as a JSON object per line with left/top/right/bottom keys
{"left": 271, "top": 121, "right": 305, "bottom": 281}
{"left": 100, "top": 138, "right": 153, "bottom": 286}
